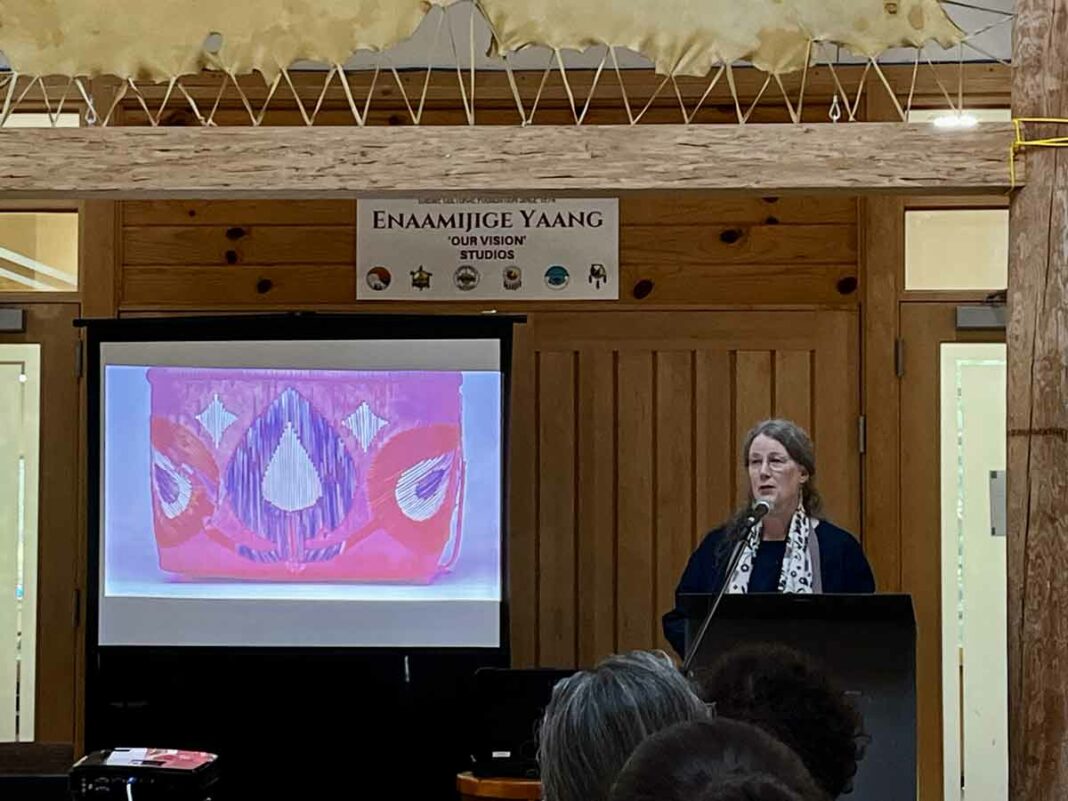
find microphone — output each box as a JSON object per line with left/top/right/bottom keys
{"left": 744, "top": 499, "right": 772, "bottom": 527}
{"left": 680, "top": 500, "right": 772, "bottom": 676}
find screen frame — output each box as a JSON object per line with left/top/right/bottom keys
{"left": 82, "top": 313, "right": 518, "bottom": 740}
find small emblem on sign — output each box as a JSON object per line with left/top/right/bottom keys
{"left": 366, "top": 266, "right": 392, "bottom": 291}
{"left": 410, "top": 266, "right": 432, "bottom": 290}
{"left": 545, "top": 265, "right": 570, "bottom": 290}
{"left": 454, "top": 265, "right": 480, "bottom": 291}
{"left": 588, "top": 263, "right": 608, "bottom": 289}
{"left": 503, "top": 266, "right": 522, "bottom": 291}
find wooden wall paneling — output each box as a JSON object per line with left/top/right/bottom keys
{"left": 654, "top": 352, "right": 694, "bottom": 653}
{"left": 733, "top": 351, "right": 773, "bottom": 505}
{"left": 576, "top": 349, "right": 617, "bottom": 666}
{"left": 615, "top": 351, "right": 655, "bottom": 653}
{"left": 117, "top": 197, "right": 859, "bottom": 312}
{"left": 128, "top": 196, "right": 855, "bottom": 227}
{"left": 123, "top": 225, "right": 355, "bottom": 265}
{"left": 123, "top": 200, "right": 356, "bottom": 226}
{"left": 618, "top": 196, "right": 857, "bottom": 226}
{"left": 122, "top": 264, "right": 857, "bottom": 310}
{"left": 122, "top": 265, "right": 356, "bottom": 307}
{"left": 862, "top": 197, "right": 904, "bottom": 591}
{"left": 620, "top": 224, "right": 857, "bottom": 264}
{"left": 507, "top": 324, "right": 537, "bottom": 667}
{"left": 531, "top": 312, "right": 823, "bottom": 363}
{"left": 618, "top": 263, "right": 857, "bottom": 307}
{"left": 814, "top": 311, "right": 861, "bottom": 535}
{"left": 536, "top": 351, "right": 578, "bottom": 668}
{"left": 694, "top": 351, "right": 735, "bottom": 543}
{"left": 773, "top": 351, "right": 814, "bottom": 432}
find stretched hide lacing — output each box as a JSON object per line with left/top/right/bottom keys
{"left": 0, "top": 1, "right": 1013, "bottom": 126}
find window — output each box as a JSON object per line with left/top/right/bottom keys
{"left": 0, "top": 213, "right": 79, "bottom": 292}
{"left": 905, "top": 210, "right": 1008, "bottom": 291}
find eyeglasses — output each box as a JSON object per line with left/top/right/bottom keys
{"left": 747, "top": 455, "right": 793, "bottom": 472}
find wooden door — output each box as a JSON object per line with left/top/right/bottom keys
{"left": 508, "top": 309, "right": 860, "bottom": 667}
{"left": 899, "top": 303, "right": 1006, "bottom": 801}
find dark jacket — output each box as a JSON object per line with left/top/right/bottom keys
{"left": 662, "top": 520, "right": 876, "bottom": 655}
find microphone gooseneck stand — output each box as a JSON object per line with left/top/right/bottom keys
{"left": 680, "top": 501, "right": 771, "bottom": 677}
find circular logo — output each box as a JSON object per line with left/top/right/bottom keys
{"left": 454, "top": 265, "right": 480, "bottom": 291}
{"left": 544, "top": 265, "right": 570, "bottom": 290}
{"left": 366, "top": 266, "right": 392, "bottom": 291}
{"left": 503, "top": 266, "right": 522, "bottom": 291}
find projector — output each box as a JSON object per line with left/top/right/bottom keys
{"left": 70, "top": 748, "right": 220, "bottom": 801}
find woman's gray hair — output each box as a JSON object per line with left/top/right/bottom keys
{"left": 742, "top": 419, "right": 822, "bottom": 517}
{"left": 537, "top": 650, "right": 709, "bottom": 801}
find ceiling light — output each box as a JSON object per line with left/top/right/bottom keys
{"left": 932, "top": 113, "right": 979, "bottom": 130}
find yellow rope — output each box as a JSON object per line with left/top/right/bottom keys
{"left": 1010, "top": 117, "right": 1068, "bottom": 190}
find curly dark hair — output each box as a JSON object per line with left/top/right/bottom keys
{"left": 696, "top": 775, "right": 808, "bottom": 801}
{"left": 608, "top": 719, "right": 826, "bottom": 801}
{"left": 696, "top": 644, "right": 867, "bottom": 798}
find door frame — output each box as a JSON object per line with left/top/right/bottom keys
{"left": 0, "top": 302, "right": 81, "bottom": 753}
{"left": 899, "top": 302, "right": 1005, "bottom": 801}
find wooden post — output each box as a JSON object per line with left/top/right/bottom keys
{"left": 78, "top": 202, "right": 120, "bottom": 317}
{"left": 1008, "top": 1, "right": 1068, "bottom": 798}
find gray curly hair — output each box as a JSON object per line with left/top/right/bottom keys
{"left": 537, "top": 650, "right": 709, "bottom": 801}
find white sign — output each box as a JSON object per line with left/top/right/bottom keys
{"left": 356, "top": 198, "right": 619, "bottom": 300}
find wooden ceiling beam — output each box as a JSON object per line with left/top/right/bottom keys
{"left": 0, "top": 122, "right": 1018, "bottom": 199}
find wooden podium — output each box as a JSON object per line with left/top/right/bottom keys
{"left": 457, "top": 772, "right": 541, "bottom": 801}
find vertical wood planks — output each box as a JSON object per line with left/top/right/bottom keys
{"left": 734, "top": 351, "right": 773, "bottom": 505}
{"left": 695, "top": 351, "right": 735, "bottom": 544}
{"left": 517, "top": 311, "right": 861, "bottom": 668}
{"left": 815, "top": 311, "right": 861, "bottom": 533}
{"left": 655, "top": 352, "right": 694, "bottom": 653}
{"left": 508, "top": 325, "right": 538, "bottom": 666}
{"left": 774, "top": 351, "right": 814, "bottom": 433}
{"left": 577, "top": 350, "right": 617, "bottom": 665}
{"left": 616, "top": 351, "right": 655, "bottom": 652}
{"left": 537, "top": 351, "right": 578, "bottom": 667}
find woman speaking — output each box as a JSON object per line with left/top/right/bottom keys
{"left": 663, "top": 419, "right": 875, "bottom": 655}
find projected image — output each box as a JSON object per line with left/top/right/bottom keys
{"left": 104, "top": 366, "right": 501, "bottom": 595}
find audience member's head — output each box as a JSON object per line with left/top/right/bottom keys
{"left": 698, "top": 775, "right": 808, "bottom": 801}
{"left": 697, "top": 644, "right": 867, "bottom": 798}
{"left": 608, "top": 718, "right": 827, "bottom": 801}
{"left": 537, "top": 650, "right": 708, "bottom": 801}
